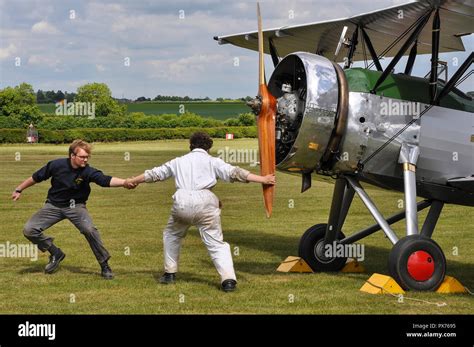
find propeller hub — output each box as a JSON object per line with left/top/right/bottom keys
{"left": 246, "top": 96, "right": 262, "bottom": 115}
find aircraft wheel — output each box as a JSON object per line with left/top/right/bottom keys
{"left": 388, "top": 235, "right": 446, "bottom": 291}
{"left": 298, "top": 223, "right": 347, "bottom": 272}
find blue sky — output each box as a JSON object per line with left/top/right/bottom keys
{"left": 0, "top": 0, "right": 472, "bottom": 99}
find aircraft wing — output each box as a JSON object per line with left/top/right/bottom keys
{"left": 214, "top": 0, "right": 474, "bottom": 63}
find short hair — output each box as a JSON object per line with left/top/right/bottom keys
{"left": 69, "top": 139, "right": 92, "bottom": 157}
{"left": 190, "top": 132, "right": 213, "bottom": 151}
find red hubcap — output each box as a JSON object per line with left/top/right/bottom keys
{"left": 407, "top": 251, "right": 435, "bottom": 281}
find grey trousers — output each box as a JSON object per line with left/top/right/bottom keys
{"left": 23, "top": 202, "right": 110, "bottom": 264}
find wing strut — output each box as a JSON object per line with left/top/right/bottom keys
{"left": 371, "top": 9, "right": 433, "bottom": 94}
{"left": 404, "top": 40, "right": 418, "bottom": 75}
{"left": 360, "top": 27, "right": 382, "bottom": 72}
{"left": 429, "top": 9, "right": 441, "bottom": 103}
{"left": 269, "top": 37, "right": 280, "bottom": 68}
{"left": 435, "top": 52, "right": 474, "bottom": 104}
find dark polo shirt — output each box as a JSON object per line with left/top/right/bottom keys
{"left": 32, "top": 158, "right": 112, "bottom": 207}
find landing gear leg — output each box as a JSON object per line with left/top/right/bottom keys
{"left": 388, "top": 143, "right": 446, "bottom": 290}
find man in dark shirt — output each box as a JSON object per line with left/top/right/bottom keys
{"left": 12, "top": 139, "right": 136, "bottom": 279}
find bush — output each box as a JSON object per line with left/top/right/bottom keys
{"left": 224, "top": 118, "right": 240, "bottom": 126}
{"left": 224, "top": 113, "right": 256, "bottom": 126}
{"left": 0, "top": 116, "right": 27, "bottom": 129}
{"left": 0, "top": 129, "right": 25, "bottom": 143}
{"left": 237, "top": 113, "right": 256, "bottom": 126}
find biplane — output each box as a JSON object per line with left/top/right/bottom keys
{"left": 215, "top": 0, "right": 473, "bottom": 291}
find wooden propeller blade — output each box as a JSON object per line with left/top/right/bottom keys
{"left": 258, "top": 84, "right": 276, "bottom": 218}
{"left": 257, "top": 2, "right": 276, "bottom": 218}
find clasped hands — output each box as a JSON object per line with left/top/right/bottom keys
{"left": 123, "top": 177, "right": 138, "bottom": 190}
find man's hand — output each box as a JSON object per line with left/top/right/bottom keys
{"left": 123, "top": 178, "right": 138, "bottom": 190}
{"left": 262, "top": 174, "right": 276, "bottom": 185}
{"left": 12, "top": 190, "right": 21, "bottom": 201}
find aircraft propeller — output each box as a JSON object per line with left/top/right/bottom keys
{"left": 247, "top": 2, "right": 277, "bottom": 218}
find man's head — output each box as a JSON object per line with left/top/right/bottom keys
{"left": 190, "top": 132, "right": 213, "bottom": 152}
{"left": 69, "top": 139, "right": 92, "bottom": 168}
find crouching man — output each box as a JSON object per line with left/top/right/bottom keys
{"left": 11, "top": 139, "right": 136, "bottom": 279}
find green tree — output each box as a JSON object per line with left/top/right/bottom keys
{"left": 36, "top": 90, "right": 46, "bottom": 103}
{"left": 45, "top": 90, "right": 55, "bottom": 103}
{"left": 65, "top": 92, "right": 76, "bottom": 102}
{"left": 55, "top": 90, "right": 65, "bottom": 102}
{"left": 75, "top": 82, "right": 125, "bottom": 117}
{"left": 135, "top": 96, "right": 150, "bottom": 102}
{"left": 0, "top": 83, "right": 42, "bottom": 123}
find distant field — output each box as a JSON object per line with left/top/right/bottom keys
{"left": 0, "top": 140, "right": 472, "bottom": 314}
{"left": 38, "top": 102, "right": 250, "bottom": 120}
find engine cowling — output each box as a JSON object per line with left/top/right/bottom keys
{"left": 268, "top": 52, "right": 349, "bottom": 175}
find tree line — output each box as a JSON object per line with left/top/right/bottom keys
{"left": 36, "top": 90, "right": 253, "bottom": 104}
{"left": 0, "top": 82, "right": 256, "bottom": 124}
{"left": 36, "top": 90, "right": 77, "bottom": 104}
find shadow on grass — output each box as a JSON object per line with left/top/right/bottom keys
{"left": 18, "top": 264, "right": 98, "bottom": 276}
{"left": 224, "top": 229, "right": 474, "bottom": 288}
{"left": 18, "top": 264, "right": 44, "bottom": 274}
{"left": 225, "top": 228, "right": 299, "bottom": 259}
{"left": 151, "top": 271, "right": 219, "bottom": 289}
{"left": 15, "top": 237, "right": 472, "bottom": 290}
{"left": 62, "top": 265, "right": 99, "bottom": 276}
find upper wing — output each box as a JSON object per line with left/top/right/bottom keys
{"left": 214, "top": 0, "right": 474, "bottom": 62}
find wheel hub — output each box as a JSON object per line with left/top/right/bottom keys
{"left": 407, "top": 250, "right": 435, "bottom": 281}
{"left": 314, "top": 240, "right": 332, "bottom": 263}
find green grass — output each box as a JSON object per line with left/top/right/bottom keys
{"left": 38, "top": 102, "right": 250, "bottom": 120}
{"left": 0, "top": 140, "right": 472, "bottom": 314}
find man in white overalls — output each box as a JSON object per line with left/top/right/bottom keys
{"left": 127, "top": 132, "right": 275, "bottom": 291}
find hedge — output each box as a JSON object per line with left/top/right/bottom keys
{"left": 0, "top": 127, "right": 257, "bottom": 144}
{"left": 0, "top": 112, "right": 256, "bottom": 130}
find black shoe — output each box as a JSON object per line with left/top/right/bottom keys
{"left": 100, "top": 262, "right": 114, "bottom": 280}
{"left": 221, "top": 279, "right": 237, "bottom": 292}
{"left": 159, "top": 272, "right": 176, "bottom": 284}
{"left": 44, "top": 249, "right": 66, "bottom": 274}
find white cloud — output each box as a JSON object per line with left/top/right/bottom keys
{"left": 27, "top": 55, "right": 61, "bottom": 67}
{"left": 0, "top": 43, "right": 17, "bottom": 60}
{"left": 1, "top": 1, "right": 472, "bottom": 99}
{"left": 146, "top": 52, "right": 255, "bottom": 88}
{"left": 31, "top": 21, "right": 59, "bottom": 34}
{"left": 149, "top": 54, "right": 229, "bottom": 81}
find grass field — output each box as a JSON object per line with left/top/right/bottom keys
{"left": 38, "top": 102, "right": 249, "bottom": 120}
{"left": 0, "top": 139, "right": 472, "bottom": 314}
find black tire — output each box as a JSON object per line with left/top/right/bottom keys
{"left": 298, "top": 223, "right": 347, "bottom": 272}
{"left": 388, "top": 235, "right": 446, "bottom": 291}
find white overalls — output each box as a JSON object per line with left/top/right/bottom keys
{"left": 144, "top": 148, "right": 250, "bottom": 282}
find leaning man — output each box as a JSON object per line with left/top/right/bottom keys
{"left": 126, "top": 132, "right": 275, "bottom": 292}
{"left": 11, "top": 139, "right": 135, "bottom": 279}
